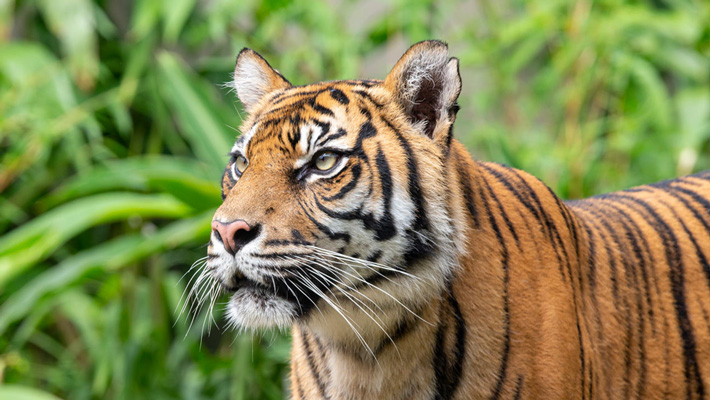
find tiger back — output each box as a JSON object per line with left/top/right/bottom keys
{"left": 204, "top": 40, "right": 710, "bottom": 399}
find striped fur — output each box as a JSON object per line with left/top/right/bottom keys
{"left": 204, "top": 41, "right": 710, "bottom": 399}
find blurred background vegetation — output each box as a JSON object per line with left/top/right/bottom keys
{"left": 0, "top": 0, "right": 708, "bottom": 398}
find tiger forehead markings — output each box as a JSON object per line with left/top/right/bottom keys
{"left": 200, "top": 41, "right": 710, "bottom": 399}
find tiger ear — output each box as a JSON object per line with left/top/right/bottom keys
{"left": 233, "top": 48, "right": 292, "bottom": 113}
{"left": 385, "top": 40, "right": 462, "bottom": 143}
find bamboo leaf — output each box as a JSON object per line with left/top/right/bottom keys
{"left": 0, "top": 210, "right": 212, "bottom": 336}
{"left": 0, "top": 386, "right": 62, "bottom": 400}
{"left": 156, "top": 51, "right": 235, "bottom": 172}
{"left": 37, "top": 0, "right": 98, "bottom": 90}
{"left": 0, "top": 193, "right": 193, "bottom": 287}
{"left": 162, "top": 0, "right": 197, "bottom": 42}
{"left": 42, "top": 156, "right": 220, "bottom": 210}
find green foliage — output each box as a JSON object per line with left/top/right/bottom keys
{"left": 0, "top": 0, "right": 708, "bottom": 398}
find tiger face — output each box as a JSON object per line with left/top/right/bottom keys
{"left": 207, "top": 43, "right": 463, "bottom": 333}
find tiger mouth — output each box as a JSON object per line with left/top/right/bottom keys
{"left": 220, "top": 268, "right": 297, "bottom": 302}
{"left": 219, "top": 269, "right": 262, "bottom": 293}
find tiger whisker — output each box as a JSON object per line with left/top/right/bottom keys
{"left": 292, "top": 256, "right": 400, "bottom": 356}
{"left": 293, "top": 255, "right": 389, "bottom": 317}
{"left": 304, "top": 253, "right": 432, "bottom": 326}
{"left": 175, "top": 257, "right": 209, "bottom": 318}
{"left": 279, "top": 264, "right": 328, "bottom": 322}
{"left": 184, "top": 267, "right": 220, "bottom": 339}
{"left": 201, "top": 281, "right": 223, "bottom": 338}
{"left": 302, "top": 256, "right": 391, "bottom": 316}
{"left": 289, "top": 257, "right": 346, "bottom": 309}
{"left": 290, "top": 268, "right": 378, "bottom": 363}
{"left": 307, "top": 245, "right": 425, "bottom": 282}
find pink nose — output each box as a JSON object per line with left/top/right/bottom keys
{"left": 211, "top": 220, "right": 257, "bottom": 255}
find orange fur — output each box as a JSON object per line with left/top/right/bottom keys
{"left": 208, "top": 41, "right": 710, "bottom": 399}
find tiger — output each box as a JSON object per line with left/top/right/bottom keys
{"left": 204, "top": 40, "right": 710, "bottom": 399}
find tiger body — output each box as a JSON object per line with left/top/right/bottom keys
{"left": 206, "top": 41, "right": 710, "bottom": 399}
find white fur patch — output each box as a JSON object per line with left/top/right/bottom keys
{"left": 226, "top": 287, "right": 296, "bottom": 330}
{"left": 233, "top": 58, "right": 273, "bottom": 110}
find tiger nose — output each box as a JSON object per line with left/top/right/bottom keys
{"left": 211, "top": 220, "right": 260, "bottom": 256}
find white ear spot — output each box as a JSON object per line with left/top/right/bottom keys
{"left": 231, "top": 49, "right": 291, "bottom": 113}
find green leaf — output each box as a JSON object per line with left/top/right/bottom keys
{"left": 42, "top": 156, "right": 220, "bottom": 210}
{"left": 162, "top": 0, "right": 197, "bottom": 42}
{"left": 624, "top": 54, "right": 673, "bottom": 131}
{"left": 156, "top": 51, "right": 236, "bottom": 172}
{"left": 0, "top": 385, "right": 62, "bottom": 400}
{"left": 0, "top": 193, "right": 192, "bottom": 287}
{"left": 37, "top": 0, "right": 98, "bottom": 90}
{"left": 0, "top": 210, "right": 212, "bottom": 336}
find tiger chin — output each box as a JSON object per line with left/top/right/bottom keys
{"left": 203, "top": 40, "right": 710, "bottom": 399}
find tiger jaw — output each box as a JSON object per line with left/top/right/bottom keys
{"left": 224, "top": 282, "right": 298, "bottom": 331}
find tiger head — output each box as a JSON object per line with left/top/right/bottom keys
{"left": 207, "top": 41, "right": 465, "bottom": 335}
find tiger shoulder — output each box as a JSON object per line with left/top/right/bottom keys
{"left": 202, "top": 40, "right": 710, "bottom": 399}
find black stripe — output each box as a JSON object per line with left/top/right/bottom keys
{"left": 493, "top": 165, "right": 585, "bottom": 399}
{"left": 316, "top": 128, "right": 347, "bottom": 147}
{"left": 292, "top": 229, "right": 306, "bottom": 243}
{"left": 310, "top": 102, "right": 334, "bottom": 116}
{"left": 381, "top": 117, "right": 434, "bottom": 263}
{"left": 292, "top": 361, "right": 305, "bottom": 400}
{"left": 221, "top": 164, "right": 236, "bottom": 200}
{"left": 312, "top": 119, "right": 331, "bottom": 142}
{"left": 354, "top": 89, "right": 384, "bottom": 108}
{"left": 312, "top": 196, "right": 395, "bottom": 241}
{"left": 301, "top": 330, "right": 329, "bottom": 399}
{"left": 488, "top": 163, "right": 568, "bottom": 282}
{"left": 578, "top": 217, "right": 601, "bottom": 290}
{"left": 573, "top": 213, "right": 608, "bottom": 383}
{"left": 671, "top": 186, "right": 710, "bottom": 236}
{"left": 373, "top": 313, "right": 420, "bottom": 355}
{"left": 287, "top": 127, "right": 301, "bottom": 151}
{"left": 263, "top": 94, "right": 325, "bottom": 117}
{"left": 312, "top": 145, "right": 397, "bottom": 242}
{"left": 433, "top": 285, "right": 466, "bottom": 400}
{"left": 587, "top": 205, "right": 649, "bottom": 398}
{"left": 271, "top": 89, "right": 325, "bottom": 105}
{"left": 299, "top": 202, "right": 351, "bottom": 243}
{"left": 512, "top": 375, "right": 524, "bottom": 400}
{"left": 600, "top": 200, "right": 672, "bottom": 394}
{"left": 661, "top": 199, "right": 710, "bottom": 349}
{"left": 482, "top": 176, "right": 521, "bottom": 246}
{"left": 610, "top": 201, "right": 659, "bottom": 332}
{"left": 481, "top": 164, "right": 546, "bottom": 235}
{"left": 454, "top": 152, "right": 480, "bottom": 228}
{"left": 383, "top": 117, "right": 429, "bottom": 232}
{"left": 323, "top": 163, "right": 361, "bottom": 201}
{"left": 661, "top": 188, "right": 710, "bottom": 290}
{"left": 477, "top": 176, "right": 511, "bottom": 400}
{"left": 355, "top": 262, "right": 408, "bottom": 289}
{"left": 367, "top": 250, "right": 382, "bottom": 263}
{"left": 607, "top": 193, "right": 705, "bottom": 399}
{"left": 354, "top": 121, "right": 377, "bottom": 155}
{"left": 643, "top": 170, "right": 710, "bottom": 190}
{"left": 445, "top": 124, "right": 454, "bottom": 150}
{"left": 263, "top": 235, "right": 311, "bottom": 247}
{"left": 329, "top": 88, "right": 349, "bottom": 105}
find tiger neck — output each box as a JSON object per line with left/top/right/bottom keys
{"left": 289, "top": 142, "right": 588, "bottom": 399}
{"left": 287, "top": 143, "right": 508, "bottom": 399}
{"left": 291, "top": 291, "right": 450, "bottom": 399}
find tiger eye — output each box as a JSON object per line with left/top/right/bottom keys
{"left": 234, "top": 155, "right": 248, "bottom": 175}
{"left": 315, "top": 152, "right": 338, "bottom": 171}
